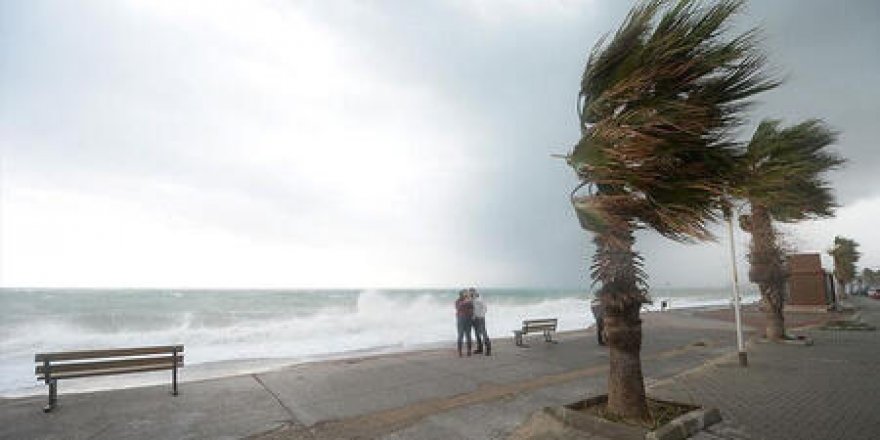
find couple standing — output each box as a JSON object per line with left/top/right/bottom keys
{"left": 454, "top": 288, "right": 491, "bottom": 357}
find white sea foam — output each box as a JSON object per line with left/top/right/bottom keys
{"left": 0, "top": 287, "right": 755, "bottom": 397}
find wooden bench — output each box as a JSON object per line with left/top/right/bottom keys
{"left": 513, "top": 319, "right": 558, "bottom": 346}
{"left": 35, "top": 345, "right": 183, "bottom": 412}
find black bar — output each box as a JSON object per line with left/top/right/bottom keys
{"left": 44, "top": 379, "right": 57, "bottom": 413}
{"left": 172, "top": 347, "right": 178, "bottom": 396}
{"left": 50, "top": 380, "right": 57, "bottom": 406}
{"left": 43, "top": 360, "right": 54, "bottom": 413}
{"left": 35, "top": 345, "right": 184, "bottom": 362}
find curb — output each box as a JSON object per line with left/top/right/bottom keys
{"left": 646, "top": 408, "right": 722, "bottom": 440}
{"left": 756, "top": 336, "right": 814, "bottom": 346}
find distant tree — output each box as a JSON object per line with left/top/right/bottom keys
{"left": 568, "top": 0, "right": 777, "bottom": 420}
{"left": 829, "top": 236, "right": 861, "bottom": 298}
{"left": 861, "top": 267, "right": 880, "bottom": 289}
{"left": 735, "top": 119, "right": 842, "bottom": 340}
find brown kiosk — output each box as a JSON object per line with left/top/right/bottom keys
{"left": 786, "top": 253, "right": 836, "bottom": 311}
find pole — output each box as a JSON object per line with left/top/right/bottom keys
{"left": 727, "top": 214, "right": 748, "bottom": 367}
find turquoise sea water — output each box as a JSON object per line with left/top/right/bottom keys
{"left": 0, "top": 287, "right": 757, "bottom": 396}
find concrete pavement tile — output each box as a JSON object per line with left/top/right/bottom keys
{"left": 0, "top": 375, "right": 289, "bottom": 440}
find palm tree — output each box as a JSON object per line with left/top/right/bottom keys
{"left": 861, "top": 267, "right": 879, "bottom": 291}
{"left": 736, "top": 120, "right": 842, "bottom": 340}
{"left": 568, "top": 0, "right": 777, "bottom": 421}
{"left": 829, "top": 236, "right": 860, "bottom": 299}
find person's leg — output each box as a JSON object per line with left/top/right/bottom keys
{"left": 457, "top": 317, "right": 465, "bottom": 356}
{"left": 597, "top": 317, "right": 606, "bottom": 345}
{"left": 480, "top": 319, "right": 491, "bottom": 355}
{"left": 473, "top": 318, "right": 484, "bottom": 353}
{"left": 465, "top": 319, "right": 473, "bottom": 356}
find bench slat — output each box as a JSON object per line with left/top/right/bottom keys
{"left": 36, "top": 355, "right": 184, "bottom": 375}
{"left": 38, "top": 362, "right": 184, "bottom": 381}
{"left": 522, "top": 319, "right": 558, "bottom": 333}
{"left": 35, "top": 345, "right": 184, "bottom": 362}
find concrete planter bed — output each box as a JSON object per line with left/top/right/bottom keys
{"left": 511, "top": 394, "right": 721, "bottom": 440}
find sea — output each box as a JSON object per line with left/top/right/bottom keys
{"left": 0, "top": 287, "right": 758, "bottom": 397}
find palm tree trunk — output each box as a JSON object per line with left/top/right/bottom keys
{"left": 605, "top": 308, "right": 647, "bottom": 420}
{"left": 747, "top": 204, "right": 786, "bottom": 341}
{"left": 593, "top": 222, "right": 648, "bottom": 421}
{"left": 759, "top": 282, "right": 786, "bottom": 340}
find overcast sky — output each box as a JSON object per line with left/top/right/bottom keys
{"left": 2, "top": 0, "right": 878, "bottom": 289}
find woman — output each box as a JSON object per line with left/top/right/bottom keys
{"left": 454, "top": 290, "right": 474, "bottom": 357}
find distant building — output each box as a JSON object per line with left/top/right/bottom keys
{"left": 787, "top": 253, "right": 835, "bottom": 310}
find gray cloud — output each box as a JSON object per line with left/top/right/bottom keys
{"left": 2, "top": 0, "right": 878, "bottom": 288}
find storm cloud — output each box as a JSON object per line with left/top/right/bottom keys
{"left": 1, "top": 0, "right": 878, "bottom": 288}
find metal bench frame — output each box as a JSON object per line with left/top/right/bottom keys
{"left": 35, "top": 345, "right": 183, "bottom": 412}
{"left": 513, "top": 318, "right": 558, "bottom": 346}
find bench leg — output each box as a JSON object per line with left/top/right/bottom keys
{"left": 513, "top": 331, "right": 522, "bottom": 347}
{"left": 544, "top": 330, "right": 557, "bottom": 343}
{"left": 43, "top": 379, "right": 57, "bottom": 413}
{"left": 172, "top": 349, "right": 179, "bottom": 396}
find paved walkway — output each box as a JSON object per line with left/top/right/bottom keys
{"left": 1, "top": 299, "right": 876, "bottom": 440}
{"left": 0, "top": 309, "right": 740, "bottom": 440}
{"left": 651, "top": 296, "right": 880, "bottom": 440}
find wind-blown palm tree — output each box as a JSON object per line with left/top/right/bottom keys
{"left": 568, "top": 0, "right": 777, "bottom": 421}
{"left": 736, "top": 120, "right": 842, "bottom": 340}
{"left": 829, "top": 236, "right": 860, "bottom": 299}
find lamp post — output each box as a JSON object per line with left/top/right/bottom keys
{"left": 725, "top": 210, "right": 748, "bottom": 367}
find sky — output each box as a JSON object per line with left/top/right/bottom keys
{"left": 1, "top": 0, "right": 878, "bottom": 289}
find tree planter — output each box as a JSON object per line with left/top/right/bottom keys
{"left": 511, "top": 394, "right": 721, "bottom": 440}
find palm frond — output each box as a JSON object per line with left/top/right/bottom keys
{"left": 589, "top": 219, "right": 651, "bottom": 311}
{"left": 570, "top": 0, "right": 779, "bottom": 242}
{"left": 828, "top": 236, "right": 861, "bottom": 283}
{"left": 739, "top": 119, "right": 844, "bottom": 222}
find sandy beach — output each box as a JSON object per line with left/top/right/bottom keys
{"left": 4, "top": 300, "right": 864, "bottom": 440}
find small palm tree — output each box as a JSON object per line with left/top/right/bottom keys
{"left": 568, "top": 0, "right": 777, "bottom": 421}
{"left": 736, "top": 120, "right": 843, "bottom": 340}
{"left": 862, "top": 267, "right": 879, "bottom": 290}
{"left": 829, "top": 236, "right": 860, "bottom": 299}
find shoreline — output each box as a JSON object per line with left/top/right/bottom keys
{"left": 0, "top": 301, "right": 753, "bottom": 400}
{"left": 0, "top": 302, "right": 750, "bottom": 400}
{"left": 2, "top": 299, "right": 861, "bottom": 440}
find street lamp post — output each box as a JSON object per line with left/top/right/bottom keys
{"left": 726, "top": 212, "right": 748, "bottom": 367}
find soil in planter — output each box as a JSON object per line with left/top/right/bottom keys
{"left": 575, "top": 397, "right": 698, "bottom": 430}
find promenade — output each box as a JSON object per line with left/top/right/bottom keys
{"left": 1, "top": 298, "right": 877, "bottom": 440}
{"left": 652, "top": 296, "right": 880, "bottom": 440}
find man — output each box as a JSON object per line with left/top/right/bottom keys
{"left": 590, "top": 298, "right": 606, "bottom": 346}
{"left": 470, "top": 288, "right": 491, "bottom": 356}
{"left": 455, "top": 290, "right": 474, "bottom": 357}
